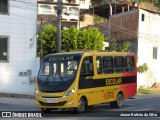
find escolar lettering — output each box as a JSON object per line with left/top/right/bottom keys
{"left": 49, "top": 56, "right": 74, "bottom": 61}
{"left": 106, "top": 78, "right": 122, "bottom": 86}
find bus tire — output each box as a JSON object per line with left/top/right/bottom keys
{"left": 41, "top": 108, "right": 51, "bottom": 113}
{"left": 75, "top": 97, "right": 86, "bottom": 113}
{"left": 110, "top": 93, "right": 123, "bottom": 108}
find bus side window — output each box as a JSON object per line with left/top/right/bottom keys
{"left": 103, "top": 57, "right": 114, "bottom": 74}
{"left": 96, "top": 57, "right": 102, "bottom": 74}
{"left": 81, "top": 56, "right": 93, "bottom": 75}
{"left": 114, "top": 57, "right": 124, "bottom": 73}
{"left": 125, "top": 57, "right": 134, "bottom": 72}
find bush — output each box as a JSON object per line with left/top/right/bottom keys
{"left": 137, "top": 63, "right": 149, "bottom": 74}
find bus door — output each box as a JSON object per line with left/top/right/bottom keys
{"left": 78, "top": 56, "right": 96, "bottom": 104}
{"left": 79, "top": 56, "right": 94, "bottom": 88}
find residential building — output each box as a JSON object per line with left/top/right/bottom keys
{"left": 37, "top": 0, "right": 91, "bottom": 29}
{"left": 137, "top": 8, "right": 160, "bottom": 87}
{"left": 92, "top": 2, "right": 160, "bottom": 87}
{"left": 0, "top": 0, "right": 39, "bottom": 94}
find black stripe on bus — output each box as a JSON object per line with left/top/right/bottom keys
{"left": 79, "top": 76, "right": 136, "bottom": 89}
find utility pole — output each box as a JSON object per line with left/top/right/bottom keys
{"left": 108, "top": 3, "right": 112, "bottom": 42}
{"left": 92, "top": 6, "right": 94, "bottom": 28}
{"left": 56, "top": 0, "right": 62, "bottom": 53}
{"left": 40, "top": 18, "right": 43, "bottom": 61}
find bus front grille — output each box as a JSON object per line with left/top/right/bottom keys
{"left": 39, "top": 101, "right": 67, "bottom": 106}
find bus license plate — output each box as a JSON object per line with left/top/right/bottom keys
{"left": 47, "top": 99, "right": 55, "bottom": 103}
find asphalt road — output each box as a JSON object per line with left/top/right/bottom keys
{"left": 0, "top": 94, "right": 160, "bottom": 120}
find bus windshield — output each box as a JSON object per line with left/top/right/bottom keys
{"left": 38, "top": 60, "right": 79, "bottom": 83}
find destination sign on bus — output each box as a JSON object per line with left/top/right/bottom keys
{"left": 49, "top": 56, "right": 74, "bottom": 61}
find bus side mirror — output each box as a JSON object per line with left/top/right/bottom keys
{"left": 86, "top": 76, "right": 93, "bottom": 80}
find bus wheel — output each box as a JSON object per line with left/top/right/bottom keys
{"left": 110, "top": 93, "right": 123, "bottom": 108}
{"left": 41, "top": 108, "right": 51, "bottom": 113}
{"left": 75, "top": 97, "right": 86, "bottom": 113}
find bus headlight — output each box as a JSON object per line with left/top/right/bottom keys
{"left": 65, "top": 88, "right": 76, "bottom": 97}
{"left": 35, "top": 90, "right": 41, "bottom": 97}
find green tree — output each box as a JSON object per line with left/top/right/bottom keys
{"left": 91, "top": 0, "right": 110, "bottom": 5}
{"left": 138, "top": 0, "right": 160, "bottom": 7}
{"left": 61, "top": 26, "right": 79, "bottom": 52}
{"left": 62, "top": 26, "right": 105, "bottom": 51}
{"left": 78, "top": 27, "right": 105, "bottom": 50}
{"left": 118, "top": 41, "right": 131, "bottom": 52}
{"left": 37, "top": 25, "right": 105, "bottom": 56}
{"left": 91, "top": 0, "right": 160, "bottom": 8}
{"left": 37, "top": 24, "right": 57, "bottom": 57}
{"left": 94, "top": 15, "right": 108, "bottom": 24}
{"left": 108, "top": 38, "right": 117, "bottom": 51}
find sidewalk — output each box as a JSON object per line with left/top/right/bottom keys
{"left": 0, "top": 92, "right": 34, "bottom": 99}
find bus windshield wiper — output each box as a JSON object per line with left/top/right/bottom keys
{"left": 55, "top": 64, "right": 64, "bottom": 82}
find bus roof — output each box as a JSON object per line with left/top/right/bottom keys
{"left": 46, "top": 50, "right": 135, "bottom": 57}
{"left": 43, "top": 51, "right": 135, "bottom": 62}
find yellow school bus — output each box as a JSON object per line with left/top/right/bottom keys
{"left": 35, "top": 51, "right": 137, "bottom": 113}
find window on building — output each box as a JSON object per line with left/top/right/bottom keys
{"left": 114, "top": 57, "right": 124, "bottom": 73}
{"left": 0, "top": 0, "right": 8, "bottom": 14}
{"left": 142, "top": 13, "right": 145, "bottom": 21}
{"left": 0, "top": 37, "right": 8, "bottom": 61}
{"left": 153, "top": 47, "right": 158, "bottom": 59}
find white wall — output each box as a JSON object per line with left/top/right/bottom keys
{"left": 137, "top": 9, "right": 160, "bottom": 87}
{"left": 79, "top": 0, "right": 90, "bottom": 9}
{"left": 51, "top": 0, "right": 90, "bottom": 9}
{"left": 0, "top": 0, "right": 40, "bottom": 94}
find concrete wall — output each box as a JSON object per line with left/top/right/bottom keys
{"left": 137, "top": 9, "right": 160, "bottom": 87}
{"left": 80, "top": 14, "right": 94, "bottom": 28}
{"left": 110, "top": 9, "right": 138, "bottom": 41}
{"left": 0, "top": 0, "right": 40, "bottom": 94}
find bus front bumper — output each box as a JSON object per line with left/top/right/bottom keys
{"left": 35, "top": 92, "right": 77, "bottom": 109}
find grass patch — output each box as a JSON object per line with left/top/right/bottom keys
{"left": 137, "top": 83, "right": 160, "bottom": 95}
{"left": 138, "top": 86, "right": 154, "bottom": 94}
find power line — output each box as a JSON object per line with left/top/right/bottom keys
{"left": 83, "top": 18, "right": 160, "bottom": 42}
{"left": 4, "top": 0, "right": 160, "bottom": 40}
{"left": 110, "top": 21, "right": 160, "bottom": 38}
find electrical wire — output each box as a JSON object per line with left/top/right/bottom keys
{"left": 82, "top": 18, "right": 160, "bottom": 42}
{"left": 2, "top": 0, "right": 160, "bottom": 39}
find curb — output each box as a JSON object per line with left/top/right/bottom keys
{"left": 0, "top": 92, "right": 34, "bottom": 99}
